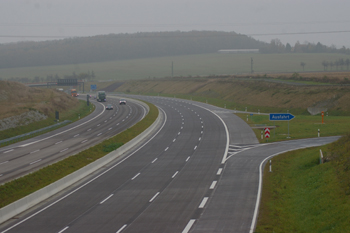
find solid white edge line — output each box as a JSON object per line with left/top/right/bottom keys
{"left": 100, "top": 194, "right": 114, "bottom": 204}
{"left": 116, "top": 224, "right": 127, "bottom": 233}
{"left": 198, "top": 197, "right": 209, "bottom": 208}
{"left": 210, "top": 181, "right": 217, "bottom": 189}
{"left": 149, "top": 192, "right": 160, "bottom": 202}
{"left": 0, "top": 106, "right": 166, "bottom": 233}
{"left": 182, "top": 219, "right": 196, "bottom": 233}
{"left": 249, "top": 147, "right": 310, "bottom": 233}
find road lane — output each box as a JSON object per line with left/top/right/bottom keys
{"left": 0, "top": 95, "right": 341, "bottom": 233}
{"left": 0, "top": 96, "right": 229, "bottom": 233}
{"left": 0, "top": 97, "right": 145, "bottom": 184}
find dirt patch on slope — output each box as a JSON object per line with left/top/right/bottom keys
{"left": 0, "top": 80, "right": 80, "bottom": 120}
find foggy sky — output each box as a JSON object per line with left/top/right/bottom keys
{"left": 1, "top": 0, "right": 350, "bottom": 48}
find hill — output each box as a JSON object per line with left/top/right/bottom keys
{"left": 0, "top": 31, "right": 266, "bottom": 69}
{"left": 0, "top": 81, "right": 79, "bottom": 131}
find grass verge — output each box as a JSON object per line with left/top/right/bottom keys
{"left": 256, "top": 135, "right": 350, "bottom": 233}
{"left": 0, "top": 101, "right": 158, "bottom": 208}
{"left": 235, "top": 113, "right": 350, "bottom": 143}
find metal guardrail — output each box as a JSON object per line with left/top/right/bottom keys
{"left": 0, "top": 120, "right": 72, "bottom": 146}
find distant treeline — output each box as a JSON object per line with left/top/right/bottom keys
{"left": 0, "top": 31, "right": 266, "bottom": 69}
{"left": 4, "top": 71, "right": 96, "bottom": 84}
{"left": 1, "top": 31, "right": 349, "bottom": 70}
{"left": 321, "top": 58, "right": 350, "bottom": 71}
{"left": 260, "top": 38, "right": 350, "bottom": 54}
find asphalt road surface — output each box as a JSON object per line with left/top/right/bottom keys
{"left": 0, "top": 95, "right": 340, "bottom": 233}
{"left": 0, "top": 96, "right": 146, "bottom": 184}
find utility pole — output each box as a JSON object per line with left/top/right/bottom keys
{"left": 171, "top": 61, "right": 174, "bottom": 77}
{"left": 251, "top": 57, "right": 254, "bottom": 73}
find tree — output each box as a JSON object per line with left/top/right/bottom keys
{"left": 285, "top": 43, "right": 292, "bottom": 52}
{"left": 300, "top": 62, "right": 306, "bottom": 71}
{"left": 322, "top": 61, "right": 328, "bottom": 71}
{"left": 345, "top": 59, "right": 350, "bottom": 70}
{"left": 339, "top": 58, "right": 344, "bottom": 70}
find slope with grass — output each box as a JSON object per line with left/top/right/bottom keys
{"left": 256, "top": 134, "right": 350, "bottom": 233}
{"left": 0, "top": 80, "right": 91, "bottom": 142}
{"left": 108, "top": 75, "right": 350, "bottom": 115}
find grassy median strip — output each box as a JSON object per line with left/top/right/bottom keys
{"left": 0, "top": 101, "right": 158, "bottom": 208}
{"left": 256, "top": 135, "right": 350, "bottom": 233}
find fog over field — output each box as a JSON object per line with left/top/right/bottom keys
{"left": 0, "top": 0, "right": 350, "bottom": 48}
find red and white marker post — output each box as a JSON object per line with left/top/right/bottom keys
{"left": 264, "top": 128, "right": 270, "bottom": 141}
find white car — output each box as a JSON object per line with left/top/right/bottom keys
{"left": 119, "top": 99, "right": 126, "bottom": 105}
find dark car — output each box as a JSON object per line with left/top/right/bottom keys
{"left": 119, "top": 99, "right": 127, "bottom": 105}
{"left": 106, "top": 104, "right": 113, "bottom": 110}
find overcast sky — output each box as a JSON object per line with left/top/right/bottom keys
{"left": 1, "top": 0, "right": 350, "bottom": 48}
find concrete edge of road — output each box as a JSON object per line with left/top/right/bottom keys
{"left": 0, "top": 101, "right": 163, "bottom": 225}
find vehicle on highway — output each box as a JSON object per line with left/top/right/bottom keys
{"left": 119, "top": 99, "right": 127, "bottom": 105}
{"left": 96, "top": 91, "right": 106, "bottom": 102}
{"left": 105, "top": 104, "right": 113, "bottom": 110}
{"left": 71, "top": 89, "right": 78, "bottom": 97}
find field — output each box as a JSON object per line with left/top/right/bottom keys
{"left": 1, "top": 53, "right": 350, "bottom": 81}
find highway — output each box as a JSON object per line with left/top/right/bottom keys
{"left": 0, "top": 96, "right": 147, "bottom": 184}
{"left": 0, "top": 95, "right": 340, "bottom": 233}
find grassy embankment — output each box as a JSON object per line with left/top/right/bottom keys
{"left": 103, "top": 76, "right": 350, "bottom": 143}
{"left": 0, "top": 101, "right": 158, "bottom": 208}
{"left": 0, "top": 100, "right": 93, "bottom": 146}
{"left": 235, "top": 113, "right": 350, "bottom": 143}
{"left": 256, "top": 134, "right": 350, "bottom": 233}
{"left": 0, "top": 80, "right": 94, "bottom": 146}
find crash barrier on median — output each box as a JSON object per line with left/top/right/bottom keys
{"left": 0, "top": 120, "right": 72, "bottom": 147}
{"left": 0, "top": 100, "right": 162, "bottom": 225}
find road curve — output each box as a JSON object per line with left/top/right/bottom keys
{"left": 0, "top": 95, "right": 340, "bottom": 233}
{"left": 0, "top": 96, "right": 146, "bottom": 184}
